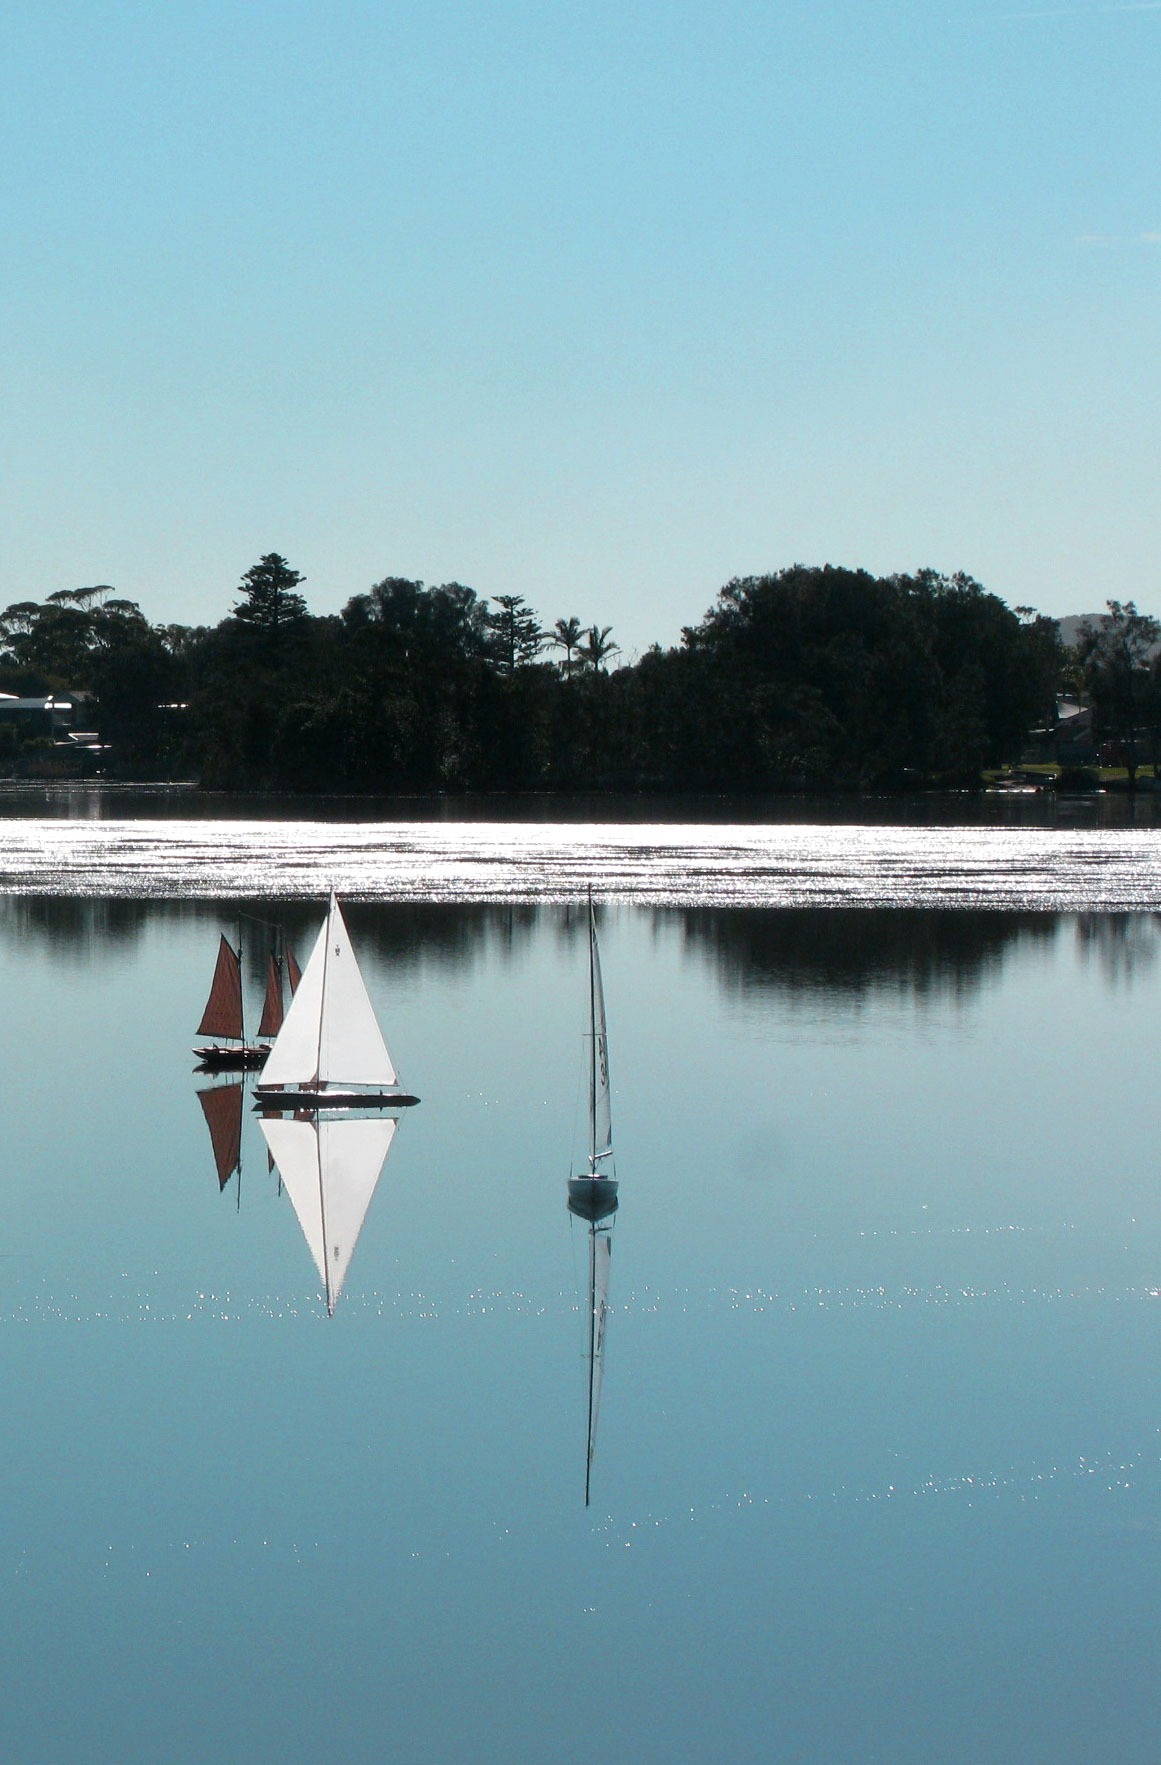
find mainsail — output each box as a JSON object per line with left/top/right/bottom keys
{"left": 259, "top": 1113, "right": 397, "bottom": 1314}
{"left": 259, "top": 896, "right": 398, "bottom": 1092}
{"left": 197, "top": 935, "right": 244, "bottom": 1042}
{"left": 257, "top": 953, "right": 284, "bottom": 1039}
{"left": 257, "top": 943, "right": 302, "bottom": 1040}
{"left": 197, "top": 1081, "right": 243, "bottom": 1190}
{"left": 589, "top": 904, "right": 612, "bottom": 1168}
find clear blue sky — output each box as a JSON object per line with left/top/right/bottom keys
{"left": 1, "top": 0, "right": 1157, "bottom": 655}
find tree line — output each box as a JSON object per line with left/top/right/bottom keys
{"left": 0, "top": 554, "right": 1118, "bottom": 792}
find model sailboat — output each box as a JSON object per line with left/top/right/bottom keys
{"left": 194, "top": 933, "right": 266, "bottom": 1070}
{"left": 567, "top": 895, "right": 618, "bottom": 1506}
{"left": 255, "top": 893, "right": 419, "bottom": 1109}
{"left": 195, "top": 928, "right": 301, "bottom": 1071}
{"left": 567, "top": 897, "right": 618, "bottom": 1223}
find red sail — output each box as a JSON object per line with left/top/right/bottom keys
{"left": 197, "top": 1082, "right": 243, "bottom": 1190}
{"left": 286, "top": 946, "right": 302, "bottom": 994}
{"left": 197, "top": 935, "right": 244, "bottom": 1041}
{"left": 258, "top": 953, "right": 283, "bottom": 1038}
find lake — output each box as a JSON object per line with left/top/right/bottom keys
{"left": 2, "top": 807, "right": 1160, "bottom": 1762}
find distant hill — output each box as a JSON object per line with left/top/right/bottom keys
{"left": 1058, "top": 613, "right": 1161, "bottom": 658}
{"left": 1058, "top": 614, "right": 1103, "bottom": 649}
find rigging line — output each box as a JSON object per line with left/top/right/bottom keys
{"left": 236, "top": 908, "right": 290, "bottom": 933}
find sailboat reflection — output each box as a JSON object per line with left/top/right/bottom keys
{"left": 196, "top": 1077, "right": 245, "bottom": 1199}
{"left": 260, "top": 1112, "right": 399, "bottom": 1315}
{"left": 568, "top": 895, "right": 619, "bottom": 1506}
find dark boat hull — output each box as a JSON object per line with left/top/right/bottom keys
{"left": 254, "top": 1087, "right": 421, "bottom": 1111}
{"left": 567, "top": 1176, "right": 619, "bottom": 1222}
{"left": 195, "top": 1044, "right": 269, "bottom": 1072}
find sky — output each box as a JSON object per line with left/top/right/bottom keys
{"left": 1, "top": 0, "right": 1158, "bottom": 657}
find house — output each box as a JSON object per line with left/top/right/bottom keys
{"left": 0, "top": 694, "right": 76, "bottom": 741}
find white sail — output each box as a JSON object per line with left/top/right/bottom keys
{"left": 590, "top": 907, "right": 612, "bottom": 1165}
{"left": 317, "top": 898, "right": 398, "bottom": 1087}
{"left": 585, "top": 1227, "right": 612, "bottom": 1504}
{"left": 260, "top": 1113, "right": 397, "bottom": 1314}
{"left": 259, "top": 894, "right": 398, "bottom": 1091}
{"left": 259, "top": 916, "right": 328, "bottom": 1087}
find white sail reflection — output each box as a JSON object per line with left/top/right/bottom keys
{"left": 259, "top": 1113, "right": 398, "bottom": 1316}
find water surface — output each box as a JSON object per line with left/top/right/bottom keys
{"left": 1, "top": 898, "right": 1160, "bottom": 1761}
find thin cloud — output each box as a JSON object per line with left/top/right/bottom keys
{"left": 1074, "top": 232, "right": 1161, "bottom": 245}
{"left": 996, "top": 2, "right": 1161, "bottom": 18}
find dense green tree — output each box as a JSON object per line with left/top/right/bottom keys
{"left": 1077, "top": 599, "right": 1161, "bottom": 786}
{"left": 342, "top": 578, "right": 490, "bottom": 663}
{"left": 0, "top": 558, "right": 1069, "bottom": 794}
{"left": 486, "top": 594, "right": 545, "bottom": 670}
{"left": 232, "top": 554, "right": 308, "bottom": 649}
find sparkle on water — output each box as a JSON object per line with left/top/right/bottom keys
{"left": 0, "top": 816, "right": 1160, "bottom": 907}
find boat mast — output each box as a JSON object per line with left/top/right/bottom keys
{"left": 315, "top": 894, "right": 333, "bottom": 1088}
{"left": 588, "top": 890, "right": 597, "bottom": 1175}
{"left": 237, "top": 916, "right": 246, "bottom": 1049}
{"left": 585, "top": 1223, "right": 597, "bottom": 1506}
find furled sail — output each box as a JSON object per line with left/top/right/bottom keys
{"left": 257, "top": 953, "right": 284, "bottom": 1039}
{"left": 197, "top": 935, "right": 244, "bottom": 1042}
{"left": 259, "top": 1113, "right": 397, "bottom": 1314}
{"left": 259, "top": 895, "right": 398, "bottom": 1091}
{"left": 197, "top": 1081, "right": 243, "bottom": 1190}
{"left": 585, "top": 1227, "right": 612, "bottom": 1506}
{"left": 590, "top": 907, "right": 612, "bottom": 1166}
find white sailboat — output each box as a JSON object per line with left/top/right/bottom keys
{"left": 567, "top": 895, "right": 618, "bottom": 1506}
{"left": 567, "top": 895, "right": 618, "bottom": 1223}
{"left": 255, "top": 892, "right": 419, "bottom": 1109}
{"left": 259, "top": 1112, "right": 398, "bottom": 1315}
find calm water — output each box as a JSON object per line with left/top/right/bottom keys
{"left": 3, "top": 844, "right": 1161, "bottom": 1759}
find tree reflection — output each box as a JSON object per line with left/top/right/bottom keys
{"left": 674, "top": 907, "right": 1062, "bottom": 1000}
{"left": 1075, "top": 914, "right": 1161, "bottom": 984}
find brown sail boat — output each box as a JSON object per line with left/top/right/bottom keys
{"left": 194, "top": 933, "right": 266, "bottom": 1070}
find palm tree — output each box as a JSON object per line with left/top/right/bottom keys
{"left": 579, "top": 625, "right": 620, "bottom": 672}
{"left": 551, "top": 616, "right": 584, "bottom": 678}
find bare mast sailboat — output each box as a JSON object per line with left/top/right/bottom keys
{"left": 255, "top": 892, "right": 419, "bottom": 1110}
{"left": 567, "top": 894, "right": 618, "bottom": 1506}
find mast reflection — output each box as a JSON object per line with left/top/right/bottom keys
{"left": 567, "top": 894, "right": 619, "bottom": 1506}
